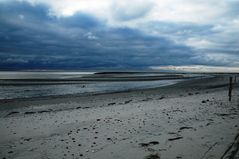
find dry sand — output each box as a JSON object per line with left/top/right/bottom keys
{"left": 0, "top": 75, "right": 238, "bottom": 159}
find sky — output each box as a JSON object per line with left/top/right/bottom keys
{"left": 0, "top": 0, "right": 239, "bottom": 71}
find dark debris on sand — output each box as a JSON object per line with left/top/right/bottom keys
{"left": 139, "top": 141, "right": 159, "bottom": 147}
{"left": 144, "top": 153, "right": 160, "bottom": 159}
{"left": 168, "top": 137, "right": 183, "bottom": 141}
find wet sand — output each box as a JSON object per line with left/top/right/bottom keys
{"left": 0, "top": 75, "right": 239, "bottom": 159}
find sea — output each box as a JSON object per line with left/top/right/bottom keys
{"left": 0, "top": 71, "right": 196, "bottom": 100}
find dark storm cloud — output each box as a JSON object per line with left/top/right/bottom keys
{"left": 0, "top": 1, "right": 197, "bottom": 70}
{"left": 0, "top": 0, "right": 238, "bottom": 70}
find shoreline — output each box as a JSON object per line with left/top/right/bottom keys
{"left": 0, "top": 75, "right": 195, "bottom": 85}
{"left": 0, "top": 73, "right": 206, "bottom": 101}
{"left": 0, "top": 76, "right": 211, "bottom": 109}
{"left": 0, "top": 75, "right": 225, "bottom": 104}
{"left": 0, "top": 79, "right": 184, "bottom": 104}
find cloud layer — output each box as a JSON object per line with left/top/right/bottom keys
{"left": 0, "top": 0, "right": 238, "bottom": 70}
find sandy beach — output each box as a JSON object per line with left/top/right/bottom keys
{"left": 0, "top": 75, "right": 239, "bottom": 159}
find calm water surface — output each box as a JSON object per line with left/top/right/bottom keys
{"left": 0, "top": 71, "right": 185, "bottom": 100}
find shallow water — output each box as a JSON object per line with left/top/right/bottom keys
{"left": 0, "top": 80, "right": 181, "bottom": 100}
{"left": 0, "top": 71, "right": 94, "bottom": 80}
{"left": 0, "top": 71, "right": 189, "bottom": 100}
